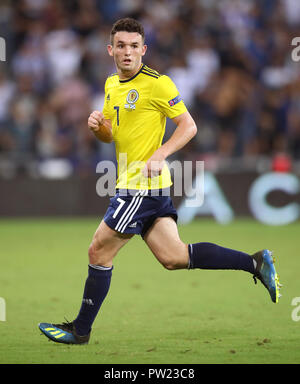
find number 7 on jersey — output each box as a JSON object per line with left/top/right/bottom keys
{"left": 114, "top": 106, "right": 120, "bottom": 126}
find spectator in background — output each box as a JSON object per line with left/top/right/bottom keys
{"left": 0, "top": 0, "right": 299, "bottom": 178}
{"left": 44, "top": 15, "right": 83, "bottom": 85}
{"left": 5, "top": 74, "right": 39, "bottom": 173}
{"left": 0, "top": 70, "right": 16, "bottom": 156}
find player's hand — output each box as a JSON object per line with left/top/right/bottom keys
{"left": 142, "top": 148, "right": 166, "bottom": 178}
{"left": 88, "top": 111, "right": 105, "bottom": 132}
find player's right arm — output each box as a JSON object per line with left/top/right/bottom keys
{"left": 88, "top": 111, "right": 113, "bottom": 143}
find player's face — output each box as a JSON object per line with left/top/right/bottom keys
{"left": 108, "top": 31, "right": 147, "bottom": 78}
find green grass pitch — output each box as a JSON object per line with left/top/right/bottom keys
{"left": 0, "top": 217, "right": 299, "bottom": 364}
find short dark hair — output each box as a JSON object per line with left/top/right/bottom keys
{"left": 110, "top": 18, "right": 145, "bottom": 44}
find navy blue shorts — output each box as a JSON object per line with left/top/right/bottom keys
{"left": 103, "top": 189, "right": 177, "bottom": 238}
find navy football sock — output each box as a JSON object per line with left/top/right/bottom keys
{"left": 188, "top": 242, "right": 255, "bottom": 274}
{"left": 73, "top": 265, "right": 113, "bottom": 336}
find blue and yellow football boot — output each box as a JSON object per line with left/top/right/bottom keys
{"left": 38, "top": 321, "right": 90, "bottom": 344}
{"left": 252, "top": 249, "right": 282, "bottom": 303}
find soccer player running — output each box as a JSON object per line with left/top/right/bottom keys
{"left": 39, "top": 18, "right": 281, "bottom": 345}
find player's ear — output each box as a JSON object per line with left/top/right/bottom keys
{"left": 107, "top": 45, "right": 113, "bottom": 57}
{"left": 141, "top": 44, "right": 147, "bottom": 56}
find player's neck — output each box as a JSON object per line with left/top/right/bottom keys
{"left": 118, "top": 63, "right": 143, "bottom": 80}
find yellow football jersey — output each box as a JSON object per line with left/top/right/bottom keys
{"left": 102, "top": 64, "right": 187, "bottom": 190}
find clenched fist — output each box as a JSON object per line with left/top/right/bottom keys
{"left": 88, "top": 111, "right": 113, "bottom": 143}
{"left": 88, "top": 111, "right": 105, "bottom": 132}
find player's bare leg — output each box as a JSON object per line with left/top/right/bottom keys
{"left": 39, "top": 221, "right": 133, "bottom": 344}
{"left": 144, "top": 216, "right": 281, "bottom": 303}
{"left": 143, "top": 216, "right": 189, "bottom": 270}
{"left": 88, "top": 220, "right": 134, "bottom": 267}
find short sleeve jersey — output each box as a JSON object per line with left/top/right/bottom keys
{"left": 102, "top": 64, "right": 187, "bottom": 190}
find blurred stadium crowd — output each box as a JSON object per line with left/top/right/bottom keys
{"left": 0, "top": 0, "right": 300, "bottom": 178}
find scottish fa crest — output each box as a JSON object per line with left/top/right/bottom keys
{"left": 125, "top": 89, "right": 139, "bottom": 111}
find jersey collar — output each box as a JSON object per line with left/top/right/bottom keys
{"left": 119, "top": 64, "right": 144, "bottom": 83}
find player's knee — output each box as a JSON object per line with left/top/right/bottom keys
{"left": 162, "top": 262, "right": 177, "bottom": 270}
{"left": 88, "top": 242, "right": 96, "bottom": 264}
{"left": 161, "top": 257, "right": 183, "bottom": 271}
{"left": 88, "top": 240, "right": 104, "bottom": 264}
{"left": 155, "top": 245, "right": 189, "bottom": 270}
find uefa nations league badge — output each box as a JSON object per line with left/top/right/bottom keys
{"left": 125, "top": 89, "right": 139, "bottom": 111}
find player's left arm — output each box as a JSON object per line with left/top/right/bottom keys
{"left": 161, "top": 111, "right": 197, "bottom": 158}
{"left": 143, "top": 111, "right": 197, "bottom": 177}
